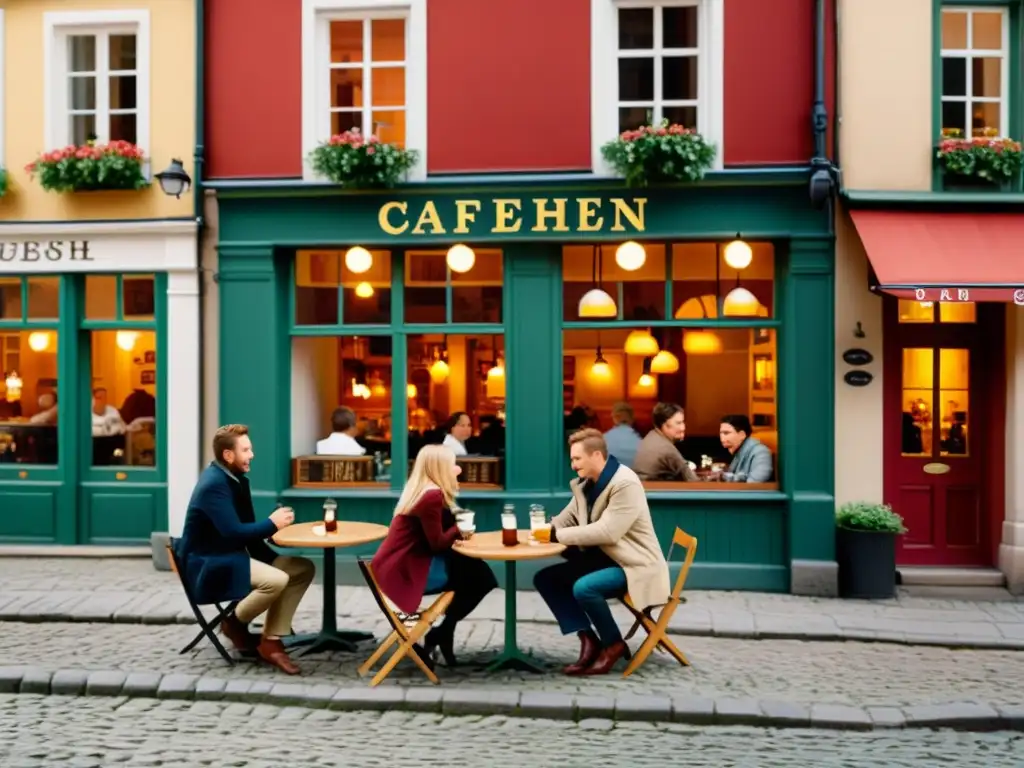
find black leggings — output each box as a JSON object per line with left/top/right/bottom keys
{"left": 437, "top": 550, "right": 498, "bottom": 629}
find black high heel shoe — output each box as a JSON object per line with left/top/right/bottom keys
{"left": 424, "top": 626, "right": 458, "bottom": 667}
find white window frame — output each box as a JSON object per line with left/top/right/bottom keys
{"left": 302, "top": 0, "right": 427, "bottom": 181}
{"left": 591, "top": 0, "right": 723, "bottom": 174}
{"left": 43, "top": 10, "right": 151, "bottom": 152}
{"left": 940, "top": 6, "right": 1010, "bottom": 137}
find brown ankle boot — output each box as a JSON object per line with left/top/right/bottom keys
{"left": 564, "top": 630, "right": 600, "bottom": 675}
{"left": 581, "top": 640, "right": 629, "bottom": 676}
{"left": 221, "top": 616, "right": 258, "bottom": 651}
{"left": 256, "top": 637, "right": 300, "bottom": 675}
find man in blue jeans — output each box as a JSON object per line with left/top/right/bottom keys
{"left": 534, "top": 428, "right": 669, "bottom": 675}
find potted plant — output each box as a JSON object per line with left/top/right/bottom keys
{"left": 26, "top": 140, "right": 149, "bottom": 193}
{"left": 835, "top": 501, "right": 907, "bottom": 600}
{"left": 601, "top": 119, "right": 717, "bottom": 187}
{"left": 936, "top": 127, "right": 1022, "bottom": 190}
{"left": 308, "top": 129, "right": 418, "bottom": 189}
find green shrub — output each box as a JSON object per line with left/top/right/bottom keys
{"left": 601, "top": 119, "right": 716, "bottom": 187}
{"left": 836, "top": 501, "right": 906, "bottom": 534}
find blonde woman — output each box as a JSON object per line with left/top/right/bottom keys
{"left": 370, "top": 445, "right": 497, "bottom": 666}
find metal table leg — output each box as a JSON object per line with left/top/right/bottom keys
{"left": 484, "top": 560, "right": 549, "bottom": 673}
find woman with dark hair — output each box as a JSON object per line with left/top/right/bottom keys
{"left": 442, "top": 411, "right": 471, "bottom": 456}
{"left": 718, "top": 414, "right": 774, "bottom": 483}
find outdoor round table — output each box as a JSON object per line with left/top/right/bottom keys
{"left": 273, "top": 520, "right": 388, "bottom": 656}
{"left": 454, "top": 529, "right": 565, "bottom": 673}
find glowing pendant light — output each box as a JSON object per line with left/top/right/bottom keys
{"left": 723, "top": 238, "right": 752, "bottom": 270}
{"left": 723, "top": 286, "right": 761, "bottom": 317}
{"left": 429, "top": 359, "right": 449, "bottom": 384}
{"left": 27, "top": 332, "right": 50, "bottom": 352}
{"left": 446, "top": 244, "right": 476, "bottom": 273}
{"left": 683, "top": 330, "right": 723, "bottom": 355}
{"left": 406, "top": 383, "right": 418, "bottom": 398}
{"left": 615, "top": 240, "right": 646, "bottom": 271}
{"left": 354, "top": 281, "right": 374, "bottom": 298}
{"left": 623, "top": 329, "right": 659, "bottom": 356}
{"left": 578, "top": 288, "right": 617, "bottom": 318}
{"left": 590, "top": 347, "right": 612, "bottom": 379}
{"left": 344, "top": 246, "right": 373, "bottom": 274}
{"left": 486, "top": 358, "right": 506, "bottom": 399}
{"left": 116, "top": 330, "right": 139, "bottom": 351}
{"left": 650, "top": 349, "right": 680, "bottom": 374}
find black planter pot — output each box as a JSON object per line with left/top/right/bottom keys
{"left": 836, "top": 527, "right": 898, "bottom": 599}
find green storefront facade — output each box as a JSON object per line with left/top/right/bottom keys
{"left": 210, "top": 171, "right": 836, "bottom": 594}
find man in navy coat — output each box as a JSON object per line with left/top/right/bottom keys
{"left": 174, "top": 424, "right": 314, "bottom": 674}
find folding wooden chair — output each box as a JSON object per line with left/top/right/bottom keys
{"left": 356, "top": 558, "right": 455, "bottom": 687}
{"left": 620, "top": 527, "right": 697, "bottom": 678}
{"left": 166, "top": 539, "right": 241, "bottom": 665}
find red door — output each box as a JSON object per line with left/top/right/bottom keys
{"left": 883, "top": 298, "right": 1005, "bottom": 566}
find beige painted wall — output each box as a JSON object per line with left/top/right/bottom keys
{"left": 838, "top": 0, "right": 933, "bottom": 191}
{"left": 834, "top": 204, "right": 885, "bottom": 505}
{"left": 1000, "top": 306, "right": 1024, "bottom": 592}
{"left": 1, "top": 0, "right": 195, "bottom": 221}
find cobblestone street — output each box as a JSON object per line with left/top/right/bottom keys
{"left": 0, "top": 694, "right": 1021, "bottom": 768}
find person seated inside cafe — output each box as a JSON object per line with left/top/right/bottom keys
{"left": 718, "top": 414, "right": 773, "bottom": 483}
{"left": 371, "top": 444, "right": 497, "bottom": 668}
{"left": 91, "top": 388, "right": 126, "bottom": 436}
{"left": 632, "top": 402, "right": 698, "bottom": 482}
{"left": 315, "top": 406, "right": 365, "bottom": 456}
{"left": 29, "top": 393, "right": 58, "bottom": 425}
{"left": 442, "top": 411, "right": 471, "bottom": 457}
{"left": 534, "top": 428, "right": 669, "bottom": 675}
{"left": 603, "top": 401, "right": 641, "bottom": 469}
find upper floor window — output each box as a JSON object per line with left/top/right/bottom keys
{"left": 44, "top": 10, "right": 151, "bottom": 150}
{"left": 303, "top": 0, "right": 427, "bottom": 180}
{"left": 591, "top": 0, "right": 723, "bottom": 173}
{"left": 940, "top": 7, "right": 1009, "bottom": 137}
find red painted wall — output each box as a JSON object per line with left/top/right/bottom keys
{"left": 205, "top": 0, "right": 303, "bottom": 178}
{"left": 427, "top": 0, "right": 591, "bottom": 174}
{"left": 723, "top": 0, "right": 835, "bottom": 166}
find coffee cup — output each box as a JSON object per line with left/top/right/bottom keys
{"left": 456, "top": 510, "right": 475, "bottom": 528}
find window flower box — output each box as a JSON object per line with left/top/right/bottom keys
{"left": 309, "top": 129, "right": 418, "bottom": 189}
{"left": 936, "top": 128, "right": 1022, "bottom": 191}
{"left": 26, "top": 141, "right": 149, "bottom": 193}
{"left": 601, "top": 120, "right": 717, "bottom": 187}
{"left": 0, "top": 169, "right": 9, "bottom": 198}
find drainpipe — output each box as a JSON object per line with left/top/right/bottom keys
{"left": 194, "top": 0, "right": 207, "bottom": 470}
{"left": 808, "top": 0, "right": 837, "bottom": 212}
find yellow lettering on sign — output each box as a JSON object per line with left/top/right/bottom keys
{"left": 378, "top": 201, "right": 409, "bottom": 235}
{"left": 610, "top": 197, "right": 647, "bottom": 232}
{"left": 412, "top": 201, "right": 446, "bottom": 234}
{"left": 453, "top": 200, "right": 482, "bottom": 234}
{"left": 531, "top": 198, "right": 570, "bottom": 232}
{"left": 576, "top": 198, "right": 604, "bottom": 232}
{"left": 492, "top": 199, "right": 523, "bottom": 233}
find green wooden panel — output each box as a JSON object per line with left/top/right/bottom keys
{"left": 779, "top": 238, "right": 835, "bottom": 562}
{"left": 82, "top": 486, "right": 161, "bottom": 543}
{"left": 0, "top": 487, "right": 60, "bottom": 541}
{"left": 217, "top": 184, "right": 830, "bottom": 245}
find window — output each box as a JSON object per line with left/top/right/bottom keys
{"left": 901, "top": 348, "right": 970, "bottom": 458}
{"left": 294, "top": 249, "right": 392, "bottom": 326}
{"left": 44, "top": 10, "right": 151, "bottom": 150}
{"left": 303, "top": 0, "right": 427, "bottom": 179}
{"left": 898, "top": 298, "right": 976, "bottom": 324}
{"left": 0, "top": 277, "right": 62, "bottom": 466}
{"left": 407, "top": 333, "right": 506, "bottom": 488}
{"left": 591, "top": 0, "right": 723, "bottom": 172}
{"left": 562, "top": 242, "right": 778, "bottom": 490}
{"left": 404, "top": 249, "right": 503, "bottom": 324}
{"left": 940, "top": 7, "right": 1008, "bottom": 137}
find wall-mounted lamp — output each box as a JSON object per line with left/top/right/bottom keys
{"left": 155, "top": 159, "right": 192, "bottom": 198}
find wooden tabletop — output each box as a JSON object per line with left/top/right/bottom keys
{"left": 453, "top": 530, "right": 566, "bottom": 561}
{"left": 272, "top": 520, "right": 389, "bottom": 549}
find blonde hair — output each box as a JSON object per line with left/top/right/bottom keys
{"left": 393, "top": 444, "right": 459, "bottom": 516}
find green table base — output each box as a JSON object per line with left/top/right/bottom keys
{"left": 285, "top": 546, "right": 375, "bottom": 657}
{"left": 484, "top": 560, "right": 550, "bottom": 673}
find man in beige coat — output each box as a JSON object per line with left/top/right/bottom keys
{"left": 534, "top": 428, "right": 669, "bottom": 675}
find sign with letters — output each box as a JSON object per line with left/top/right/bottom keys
{"left": 0, "top": 240, "right": 92, "bottom": 263}
{"left": 901, "top": 286, "right": 1024, "bottom": 305}
{"left": 376, "top": 196, "right": 648, "bottom": 237}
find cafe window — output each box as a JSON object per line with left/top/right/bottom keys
{"left": 294, "top": 249, "right": 392, "bottom": 326}
{"left": 291, "top": 334, "right": 394, "bottom": 486}
{"left": 562, "top": 241, "right": 779, "bottom": 490}
{"left": 0, "top": 277, "right": 62, "bottom": 465}
{"left": 940, "top": 7, "right": 1008, "bottom": 138}
{"left": 407, "top": 333, "right": 505, "bottom": 489}
{"left": 404, "top": 248, "right": 503, "bottom": 324}
{"left": 897, "top": 298, "right": 976, "bottom": 324}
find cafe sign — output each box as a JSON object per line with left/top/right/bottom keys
{"left": 376, "top": 196, "right": 648, "bottom": 237}
{"left": 0, "top": 240, "right": 92, "bottom": 262}
{"left": 910, "top": 287, "right": 1024, "bottom": 305}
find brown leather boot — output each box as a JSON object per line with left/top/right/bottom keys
{"left": 221, "top": 616, "right": 258, "bottom": 651}
{"left": 256, "top": 637, "right": 300, "bottom": 675}
{"left": 563, "top": 630, "right": 600, "bottom": 675}
{"left": 581, "top": 640, "right": 629, "bottom": 676}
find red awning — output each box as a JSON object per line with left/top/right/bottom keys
{"left": 849, "top": 210, "right": 1024, "bottom": 303}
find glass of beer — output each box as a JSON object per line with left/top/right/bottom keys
{"left": 501, "top": 506, "right": 518, "bottom": 547}
{"left": 529, "top": 504, "right": 548, "bottom": 545}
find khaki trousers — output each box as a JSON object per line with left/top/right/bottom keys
{"left": 234, "top": 556, "right": 316, "bottom": 637}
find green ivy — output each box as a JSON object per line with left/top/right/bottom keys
{"left": 309, "top": 130, "right": 418, "bottom": 189}
{"left": 27, "top": 141, "right": 149, "bottom": 193}
{"left": 835, "top": 501, "right": 907, "bottom": 534}
{"left": 937, "top": 130, "right": 1022, "bottom": 184}
{"left": 601, "top": 119, "right": 717, "bottom": 187}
